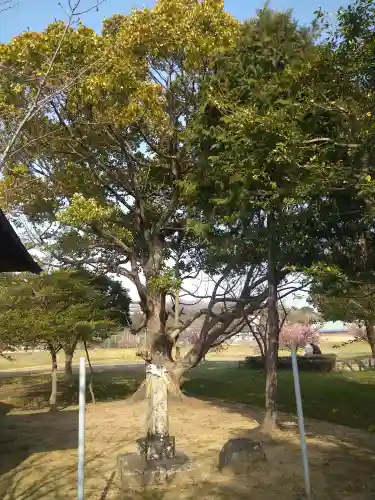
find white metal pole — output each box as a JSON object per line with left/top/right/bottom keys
{"left": 78, "top": 357, "right": 86, "bottom": 500}
{"left": 291, "top": 347, "right": 311, "bottom": 498}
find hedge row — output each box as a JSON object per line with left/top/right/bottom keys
{"left": 241, "top": 354, "right": 337, "bottom": 372}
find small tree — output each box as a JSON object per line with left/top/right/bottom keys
{"left": 310, "top": 278, "right": 375, "bottom": 357}
{"left": 279, "top": 323, "right": 321, "bottom": 352}
{"left": 60, "top": 272, "right": 131, "bottom": 377}
{"left": 245, "top": 303, "right": 290, "bottom": 362}
{"left": 0, "top": 269, "right": 130, "bottom": 410}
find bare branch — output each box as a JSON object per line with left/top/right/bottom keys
{"left": 8, "top": 128, "right": 63, "bottom": 160}
{"left": 1, "top": 0, "right": 109, "bottom": 169}
{"left": 277, "top": 281, "right": 311, "bottom": 301}
{"left": 278, "top": 299, "right": 290, "bottom": 330}
{"left": 0, "top": 0, "right": 19, "bottom": 13}
{"left": 154, "top": 184, "right": 180, "bottom": 233}
{"left": 71, "top": 0, "right": 107, "bottom": 16}
{"left": 1, "top": 4, "right": 75, "bottom": 166}
{"left": 130, "top": 314, "right": 148, "bottom": 335}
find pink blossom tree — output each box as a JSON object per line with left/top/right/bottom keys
{"left": 279, "top": 323, "right": 321, "bottom": 352}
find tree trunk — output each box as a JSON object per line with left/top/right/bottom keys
{"left": 132, "top": 358, "right": 185, "bottom": 402}
{"left": 263, "top": 211, "right": 280, "bottom": 431}
{"left": 146, "top": 365, "right": 169, "bottom": 436}
{"left": 132, "top": 284, "right": 187, "bottom": 403}
{"left": 361, "top": 236, "right": 375, "bottom": 359}
{"left": 167, "top": 363, "right": 186, "bottom": 395}
{"left": 364, "top": 321, "right": 375, "bottom": 358}
{"left": 64, "top": 350, "right": 73, "bottom": 379}
{"left": 253, "top": 332, "right": 266, "bottom": 370}
{"left": 174, "top": 266, "right": 181, "bottom": 362}
{"left": 84, "top": 341, "right": 96, "bottom": 404}
{"left": 49, "top": 346, "right": 58, "bottom": 412}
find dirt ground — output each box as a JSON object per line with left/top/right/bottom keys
{"left": 0, "top": 397, "right": 375, "bottom": 500}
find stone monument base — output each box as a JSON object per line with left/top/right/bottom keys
{"left": 117, "top": 452, "right": 194, "bottom": 492}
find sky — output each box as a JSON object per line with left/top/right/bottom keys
{"left": 0, "top": 0, "right": 345, "bottom": 306}
{"left": 0, "top": 0, "right": 348, "bottom": 42}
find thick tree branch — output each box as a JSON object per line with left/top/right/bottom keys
{"left": 168, "top": 308, "right": 208, "bottom": 341}
{"left": 137, "top": 126, "right": 178, "bottom": 162}
{"left": 211, "top": 319, "right": 246, "bottom": 347}
{"left": 303, "top": 137, "right": 359, "bottom": 148}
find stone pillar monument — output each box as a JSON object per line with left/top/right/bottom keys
{"left": 137, "top": 364, "right": 175, "bottom": 461}
{"left": 118, "top": 364, "right": 192, "bottom": 492}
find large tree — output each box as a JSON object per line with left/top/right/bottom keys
{"left": 310, "top": 0, "right": 375, "bottom": 275}
{"left": 305, "top": 0, "right": 375, "bottom": 359}
{"left": 187, "top": 7, "right": 366, "bottom": 427}
{"left": 0, "top": 0, "right": 284, "bottom": 394}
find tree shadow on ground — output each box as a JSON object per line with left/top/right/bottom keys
{"left": 0, "top": 407, "right": 79, "bottom": 477}
{"left": 116, "top": 420, "right": 375, "bottom": 500}
{"left": 2, "top": 391, "right": 375, "bottom": 500}
{"left": 0, "top": 370, "right": 143, "bottom": 411}
{"left": 0, "top": 403, "right": 120, "bottom": 500}
{"left": 0, "top": 448, "right": 114, "bottom": 500}
{"left": 115, "top": 434, "right": 375, "bottom": 500}
{"left": 0, "top": 401, "right": 14, "bottom": 415}
{"left": 176, "top": 393, "right": 375, "bottom": 500}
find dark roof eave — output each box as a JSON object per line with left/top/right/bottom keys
{"left": 0, "top": 209, "right": 42, "bottom": 274}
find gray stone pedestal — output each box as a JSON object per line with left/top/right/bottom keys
{"left": 117, "top": 452, "right": 193, "bottom": 491}
{"left": 137, "top": 434, "right": 175, "bottom": 461}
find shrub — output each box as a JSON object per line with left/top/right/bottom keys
{"left": 242, "top": 354, "right": 337, "bottom": 372}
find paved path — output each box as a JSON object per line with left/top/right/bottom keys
{"left": 0, "top": 359, "right": 239, "bottom": 379}
{"left": 0, "top": 362, "right": 145, "bottom": 378}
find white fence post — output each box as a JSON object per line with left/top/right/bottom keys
{"left": 77, "top": 357, "right": 86, "bottom": 500}
{"left": 291, "top": 347, "right": 311, "bottom": 498}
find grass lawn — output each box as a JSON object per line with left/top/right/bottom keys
{"left": 0, "top": 337, "right": 371, "bottom": 372}
{"left": 185, "top": 362, "right": 375, "bottom": 431}
{"left": 0, "top": 367, "right": 143, "bottom": 411}
{"left": 2, "top": 366, "right": 375, "bottom": 499}
{"left": 0, "top": 345, "right": 251, "bottom": 371}
{"left": 1, "top": 361, "right": 375, "bottom": 432}
{"left": 0, "top": 348, "right": 141, "bottom": 371}
{"left": 0, "top": 345, "right": 262, "bottom": 371}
